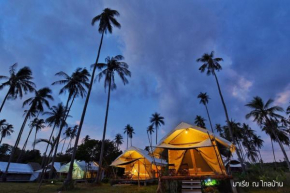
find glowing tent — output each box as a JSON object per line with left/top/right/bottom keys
{"left": 155, "top": 122, "right": 235, "bottom": 176}
{"left": 111, "top": 146, "right": 167, "bottom": 180}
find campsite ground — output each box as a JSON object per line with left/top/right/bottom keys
{"left": 1, "top": 182, "right": 290, "bottom": 193}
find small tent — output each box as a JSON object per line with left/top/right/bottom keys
{"left": 155, "top": 122, "right": 235, "bottom": 176}
{"left": 0, "top": 161, "right": 37, "bottom": 181}
{"left": 59, "top": 161, "right": 100, "bottom": 179}
{"left": 111, "top": 146, "right": 167, "bottom": 180}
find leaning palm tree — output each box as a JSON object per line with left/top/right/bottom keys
{"left": 150, "top": 113, "right": 165, "bottom": 145}
{"left": 66, "top": 125, "right": 78, "bottom": 153}
{"left": 61, "top": 127, "right": 72, "bottom": 154}
{"left": 62, "top": 8, "right": 121, "bottom": 187}
{"left": 198, "top": 92, "right": 214, "bottom": 132}
{"left": 2, "top": 87, "right": 53, "bottom": 181}
{"left": 41, "top": 103, "right": 67, "bottom": 167}
{"left": 0, "top": 63, "right": 35, "bottom": 113}
{"left": 48, "top": 68, "right": 90, "bottom": 179}
{"left": 0, "top": 121, "right": 13, "bottom": 144}
{"left": 194, "top": 115, "right": 206, "bottom": 128}
{"left": 18, "top": 118, "right": 39, "bottom": 161}
{"left": 114, "top": 133, "right": 123, "bottom": 149}
{"left": 197, "top": 51, "right": 245, "bottom": 172}
{"left": 33, "top": 119, "right": 45, "bottom": 150}
{"left": 34, "top": 136, "right": 56, "bottom": 150}
{"left": 94, "top": 54, "right": 131, "bottom": 182}
{"left": 246, "top": 96, "right": 290, "bottom": 171}
{"left": 124, "top": 124, "right": 132, "bottom": 149}
{"left": 128, "top": 127, "right": 135, "bottom": 147}
{"left": 252, "top": 134, "right": 264, "bottom": 163}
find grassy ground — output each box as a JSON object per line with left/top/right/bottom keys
{"left": 0, "top": 182, "right": 157, "bottom": 193}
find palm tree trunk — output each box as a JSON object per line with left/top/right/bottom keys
{"left": 131, "top": 137, "right": 132, "bottom": 147}
{"left": 271, "top": 138, "right": 277, "bottom": 169}
{"left": 0, "top": 135, "right": 3, "bottom": 144}
{"left": 48, "top": 95, "right": 70, "bottom": 179}
{"left": 61, "top": 138, "right": 67, "bottom": 154}
{"left": 66, "top": 138, "right": 73, "bottom": 152}
{"left": 156, "top": 126, "right": 158, "bottom": 145}
{"left": 96, "top": 78, "right": 112, "bottom": 183}
{"left": 64, "top": 32, "right": 104, "bottom": 186}
{"left": 127, "top": 133, "right": 128, "bottom": 149}
{"left": 16, "top": 125, "right": 34, "bottom": 162}
{"left": 33, "top": 130, "right": 37, "bottom": 150}
{"left": 0, "top": 89, "right": 10, "bottom": 113}
{"left": 205, "top": 104, "right": 214, "bottom": 133}
{"left": 2, "top": 110, "right": 30, "bottom": 181}
{"left": 41, "top": 123, "right": 56, "bottom": 167}
{"left": 213, "top": 71, "right": 246, "bottom": 173}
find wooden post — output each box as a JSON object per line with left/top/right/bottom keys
{"left": 190, "top": 149, "right": 197, "bottom": 175}
{"left": 138, "top": 160, "right": 140, "bottom": 187}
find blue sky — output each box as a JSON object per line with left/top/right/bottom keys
{"left": 0, "top": 0, "right": 290, "bottom": 162}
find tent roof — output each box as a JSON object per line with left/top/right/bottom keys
{"left": 48, "top": 162, "right": 62, "bottom": 172}
{"left": 111, "top": 146, "right": 167, "bottom": 166}
{"left": 157, "top": 122, "right": 234, "bottom": 150}
{"left": 0, "top": 162, "right": 33, "bottom": 174}
{"left": 157, "top": 138, "right": 213, "bottom": 149}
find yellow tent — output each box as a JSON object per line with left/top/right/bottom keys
{"left": 111, "top": 146, "right": 167, "bottom": 180}
{"left": 155, "top": 122, "right": 235, "bottom": 176}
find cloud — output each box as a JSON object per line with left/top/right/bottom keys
{"left": 275, "top": 84, "right": 290, "bottom": 106}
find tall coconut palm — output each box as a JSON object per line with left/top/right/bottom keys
{"left": 48, "top": 68, "right": 90, "bottom": 179}
{"left": 114, "top": 133, "right": 123, "bottom": 149}
{"left": 147, "top": 125, "right": 154, "bottom": 146}
{"left": 124, "top": 124, "right": 132, "bottom": 149}
{"left": 194, "top": 115, "right": 206, "bottom": 128}
{"left": 0, "top": 63, "right": 35, "bottom": 113}
{"left": 33, "top": 118, "right": 45, "bottom": 150}
{"left": 197, "top": 51, "right": 245, "bottom": 172}
{"left": 246, "top": 96, "right": 290, "bottom": 171}
{"left": 252, "top": 134, "right": 264, "bottom": 163}
{"left": 63, "top": 8, "right": 121, "bottom": 186}
{"left": 61, "top": 127, "right": 72, "bottom": 154}
{"left": 198, "top": 92, "right": 214, "bottom": 133}
{"left": 0, "top": 121, "right": 13, "bottom": 144}
{"left": 128, "top": 127, "right": 135, "bottom": 147}
{"left": 150, "top": 113, "right": 165, "bottom": 145}
{"left": 2, "top": 87, "right": 53, "bottom": 181}
{"left": 41, "top": 103, "right": 67, "bottom": 167}
{"left": 94, "top": 54, "right": 130, "bottom": 182}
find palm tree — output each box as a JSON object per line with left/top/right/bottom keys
{"left": 215, "top": 124, "right": 223, "bottom": 134}
{"left": 66, "top": 125, "right": 78, "bottom": 153}
{"left": 194, "top": 115, "right": 206, "bottom": 128}
{"left": 128, "top": 127, "right": 135, "bottom": 147}
{"left": 48, "top": 68, "right": 90, "bottom": 179}
{"left": 33, "top": 119, "right": 45, "bottom": 150}
{"left": 197, "top": 51, "right": 245, "bottom": 172}
{"left": 61, "top": 127, "right": 72, "bottom": 154}
{"left": 0, "top": 63, "right": 35, "bottom": 113}
{"left": 94, "top": 54, "right": 131, "bottom": 182}
{"left": 252, "top": 134, "right": 264, "bottom": 163}
{"left": 150, "top": 112, "right": 165, "bottom": 145}
{"left": 34, "top": 137, "right": 56, "bottom": 148}
{"left": 82, "top": 135, "right": 90, "bottom": 144}
{"left": 114, "top": 133, "right": 123, "bottom": 149}
{"left": 147, "top": 125, "right": 154, "bottom": 146}
{"left": 0, "top": 120, "right": 13, "bottom": 144}
{"left": 41, "top": 103, "right": 67, "bottom": 167}
{"left": 2, "top": 87, "right": 53, "bottom": 181}
{"left": 198, "top": 92, "right": 214, "bottom": 132}
{"left": 246, "top": 96, "right": 290, "bottom": 171}
{"left": 18, "top": 118, "right": 39, "bottom": 160}
{"left": 124, "top": 124, "right": 132, "bottom": 149}
{"left": 63, "top": 8, "right": 121, "bottom": 186}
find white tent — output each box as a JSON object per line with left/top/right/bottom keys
{"left": 0, "top": 161, "right": 38, "bottom": 181}
{"left": 59, "top": 161, "right": 101, "bottom": 179}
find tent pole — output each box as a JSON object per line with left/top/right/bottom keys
{"left": 138, "top": 160, "right": 140, "bottom": 187}
{"left": 206, "top": 131, "right": 224, "bottom": 175}
{"left": 190, "top": 149, "right": 197, "bottom": 175}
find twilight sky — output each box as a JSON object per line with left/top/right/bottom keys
{"left": 0, "top": 0, "right": 290, "bottom": 162}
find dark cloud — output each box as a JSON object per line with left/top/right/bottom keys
{"left": 0, "top": 0, "right": 289, "bottom": 161}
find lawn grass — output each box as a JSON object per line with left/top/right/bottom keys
{"left": 0, "top": 182, "right": 157, "bottom": 193}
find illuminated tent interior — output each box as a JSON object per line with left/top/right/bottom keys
{"left": 111, "top": 146, "right": 167, "bottom": 180}
{"left": 155, "top": 122, "right": 235, "bottom": 176}
{"left": 59, "top": 161, "right": 101, "bottom": 179}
